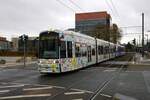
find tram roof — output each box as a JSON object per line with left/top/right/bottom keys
{"left": 40, "top": 30, "right": 123, "bottom": 46}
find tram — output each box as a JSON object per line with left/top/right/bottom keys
{"left": 38, "top": 30, "right": 125, "bottom": 73}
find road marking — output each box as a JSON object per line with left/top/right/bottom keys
{"left": 72, "top": 98, "right": 83, "bottom": 100}
{"left": 64, "top": 91, "right": 85, "bottom": 95}
{"left": 2, "top": 82, "right": 65, "bottom": 89}
{"left": 0, "top": 84, "right": 25, "bottom": 88}
{"left": 1, "top": 82, "right": 8, "bottom": 85}
{"left": 100, "top": 93, "right": 112, "bottom": 98}
{"left": 81, "top": 69, "right": 103, "bottom": 72}
{"left": 0, "top": 94, "right": 51, "bottom": 99}
{"left": 71, "top": 88, "right": 94, "bottom": 94}
{"left": 91, "top": 64, "right": 125, "bottom": 100}
{"left": 23, "top": 86, "right": 53, "bottom": 91}
{"left": 142, "top": 71, "right": 150, "bottom": 93}
{"left": 103, "top": 69, "right": 116, "bottom": 72}
{"left": 51, "top": 85, "right": 65, "bottom": 89}
{"left": 0, "top": 90, "right": 10, "bottom": 93}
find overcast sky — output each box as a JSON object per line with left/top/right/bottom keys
{"left": 0, "top": 0, "right": 150, "bottom": 43}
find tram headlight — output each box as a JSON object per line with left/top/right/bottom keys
{"left": 53, "top": 60, "right": 59, "bottom": 63}
{"left": 53, "top": 60, "right": 56, "bottom": 63}
{"left": 38, "top": 60, "right": 42, "bottom": 64}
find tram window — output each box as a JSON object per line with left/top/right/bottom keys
{"left": 67, "top": 41, "right": 72, "bottom": 58}
{"left": 92, "top": 48, "right": 95, "bottom": 55}
{"left": 75, "top": 43, "right": 81, "bottom": 57}
{"left": 60, "top": 41, "right": 66, "bottom": 58}
{"left": 100, "top": 46, "right": 103, "bottom": 54}
{"left": 114, "top": 47, "right": 116, "bottom": 52}
{"left": 98, "top": 46, "right": 101, "bottom": 55}
{"left": 81, "top": 46, "right": 87, "bottom": 57}
{"left": 82, "top": 51, "right": 87, "bottom": 57}
{"left": 102, "top": 46, "right": 104, "bottom": 54}
{"left": 103, "top": 46, "right": 106, "bottom": 54}
{"left": 106, "top": 47, "right": 108, "bottom": 54}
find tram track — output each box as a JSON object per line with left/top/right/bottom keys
{"left": 46, "top": 67, "right": 101, "bottom": 100}
{"left": 0, "top": 54, "right": 134, "bottom": 100}
{"left": 45, "top": 54, "right": 133, "bottom": 100}
{"left": 89, "top": 55, "right": 133, "bottom": 100}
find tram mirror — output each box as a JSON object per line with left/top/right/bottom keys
{"left": 60, "top": 34, "right": 64, "bottom": 39}
{"left": 58, "top": 39, "right": 61, "bottom": 46}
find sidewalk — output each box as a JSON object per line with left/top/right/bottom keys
{"left": 132, "top": 53, "right": 150, "bottom": 65}
{"left": 0, "top": 61, "right": 37, "bottom": 68}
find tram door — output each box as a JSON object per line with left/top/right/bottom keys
{"left": 87, "top": 46, "right": 92, "bottom": 62}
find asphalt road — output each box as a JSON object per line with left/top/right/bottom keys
{"left": 0, "top": 54, "right": 150, "bottom": 100}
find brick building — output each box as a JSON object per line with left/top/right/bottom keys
{"left": 75, "top": 11, "right": 112, "bottom": 39}
{"left": 0, "top": 37, "right": 12, "bottom": 51}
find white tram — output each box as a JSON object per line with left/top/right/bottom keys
{"left": 38, "top": 30, "right": 125, "bottom": 73}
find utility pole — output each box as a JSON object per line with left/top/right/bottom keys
{"left": 142, "top": 13, "right": 144, "bottom": 57}
{"left": 23, "top": 37, "right": 26, "bottom": 67}
{"left": 145, "top": 34, "right": 148, "bottom": 51}
{"left": 146, "top": 34, "right": 148, "bottom": 45}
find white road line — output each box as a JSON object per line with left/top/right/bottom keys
{"left": 103, "top": 69, "right": 116, "bottom": 72}
{"left": 3, "top": 82, "right": 66, "bottom": 89}
{"left": 0, "top": 84, "right": 25, "bottom": 88}
{"left": 9, "top": 82, "right": 49, "bottom": 86}
{"left": 72, "top": 98, "right": 83, "bottom": 100}
{"left": 10, "top": 82, "right": 65, "bottom": 88}
{"left": 0, "top": 90, "right": 10, "bottom": 93}
{"left": 71, "top": 88, "right": 94, "bottom": 94}
{"left": 100, "top": 93, "right": 112, "bottom": 98}
{"left": 64, "top": 91, "right": 85, "bottom": 95}
{"left": 1, "top": 82, "right": 8, "bottom": 85}
{"left": 23, "top": 86, "right": 53, "bottom": 91}
{"left": 0, "top": 94, "right": 51, "bottom": 99}
{"left": 51, "top": 85, "right": 65, "bottom": 89}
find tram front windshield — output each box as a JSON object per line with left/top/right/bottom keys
{"left": 39, "top": 32, "right": 59, "bottom": 59}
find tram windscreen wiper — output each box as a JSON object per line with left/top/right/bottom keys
{"left": 43, "top": 51, "right": 57, "bottom": 59}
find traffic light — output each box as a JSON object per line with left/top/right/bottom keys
{"left": 19, "top": 34, "right": 28, "bottom": 67}
{"left": 132, "top": 38, "right": 136, "bottom": 45}
{"left": 19, "top": 34, "right": 28, "bottom": 42}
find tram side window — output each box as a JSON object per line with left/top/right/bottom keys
{"left": 82, "top": 51, "right": 87, "bottom": 57}
{"left": 67, "top": 41, "right": 72, "bottom": 58}
{"left": 99, "top": 46, "right": 103, "bottom": 54}
{"left": 82, "top": 46, "right": 87, "bottom": 57}
{"left": 60, "top": 41, "right": 66, "bottom": 58}
{"left": 98, "top": 46, "right": 101, "bottom": 55}
{"left": 106, "top": 46, "right": 108, "bottom": 54}
{"left": 103, "top": 46, "right": 106, "bottom": 54}
{"left": 100, "top": 46, "right": 103, "bottom": 54}
{"left": 114, "top": 47, "right": 116, "bottom": 52}
{"left": 92, "top": 48, "right": 95, "bottom": 55}
{"left": 75, "top": 43, "right": 81, "bottom": 57}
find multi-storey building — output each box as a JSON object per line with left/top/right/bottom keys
{"left": 18, "top": 37, "right": 39, "bottom": 53}
{"left": 75, "top": 11, "right": 112, "bottom": 39}
{"left": 0, "top": 37, "right": 12, "bottom": 51}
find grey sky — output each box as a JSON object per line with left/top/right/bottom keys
{"left": 0, "top": 0, "right": 149, "bottom": 43}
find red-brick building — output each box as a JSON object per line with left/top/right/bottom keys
{"left": 75, "top": 11, "right": 112, "bottom": 38}
{"left": 0, "top": 36, "right": 12, "bottom": 50}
